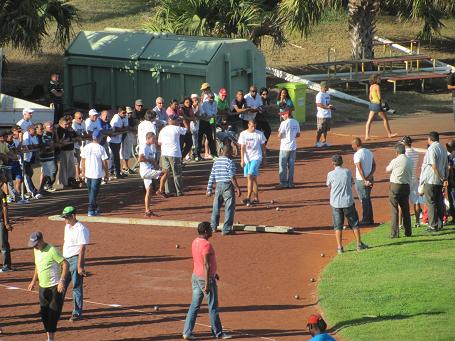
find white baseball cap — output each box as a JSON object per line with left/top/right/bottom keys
{"left": 88, "top": 109, "right": 100, "bottom": 116}
{"left": 190, "top": 94, "right": 199, "bottom": 99}
{"left": 22, "top": 108, "right": 34, "bottom": 115}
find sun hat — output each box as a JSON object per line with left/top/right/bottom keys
{"left": 200, "top": 82, "right": 211, "bottom": 90}
{"left": 126, "top": 106, "right": 133, "bottom": 113}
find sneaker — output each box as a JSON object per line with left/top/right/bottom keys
{"left": 315, "top": 142, "right": 323, "bottom": 148}
{"left": 217, "top": 333, "right": 232, "bottom": 340}
{"left": 69, "top": 314, "right": 82, "bottom": 322}
{"left": 7, "top": 196, "right": 14, "bottom": 203}
{"left": 95, "top": 208, "right": 101, "bottom": 215}
{"left": 34, "top": 193, "right": 43, "bottom": 199}
{"left": 47, "top": 186, "right": 57, "bottom": 192}
{"left": 323, "top": 142, "right": 331, "bottom": 147}
{"left": 222, "top": 230, "right": 236, "bottom": 236}
{"left": 414, "top": 223, "right": 421, "bottom": 228}
{"left": 337, "top": 247, "right": 344, "bottom": 255}
{"left": 182, "top": 334, "right": 196, "bottom": 340}
{"left": 115, "top": 174, "right": 127, "bottom": 179}
{"left": 128, "top": 168, "right": 137, "bottom": 175}
{"left": 0, "top": 267, "right": 13, "bottom": 273}
{"left": 88, "top": 211, "right": 97, "bottom": 217}
{"left": 357, "top": 242, "right": 369, "bottom": 251}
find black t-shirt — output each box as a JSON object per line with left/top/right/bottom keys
{"left": 56, "top": 126, "right": 76, "bottom": 151}
{"left": 40, "top": 132, "right": 56, "bottom": 161}
{"left": 49, "top": 81, "right": 63, "bottom": 103}
{"left": 134, "top": 109, "right": 146, "bottom": 121}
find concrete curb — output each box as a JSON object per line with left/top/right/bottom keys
{"left": 48, "top": 215, "right": 294, "bottom": 234}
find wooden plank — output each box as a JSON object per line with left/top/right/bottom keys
{"left": 387, "top": 73, "right": 447, "bottom": 81}
{"left": 372, "top": 55, "right": 431, "bottom": 64}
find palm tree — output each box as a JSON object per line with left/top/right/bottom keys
{"left": 0, "top": 0, "right": 78, "bottom": 52}
{"left": 348, "top": 0, "right": 379, "bottom": 59}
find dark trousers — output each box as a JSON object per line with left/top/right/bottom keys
{"left": 52, "top": 102, "right": 64, "bottom": 124}
{"left": 448, "top": 185, "right": 455, "bottom": 220}
{"left": 0, "top": 223, "right": 11, "bottom": 270}
{"left": 39, "top": 285, "right": 64, "bottom": 333}
{"left": 424, "top": 184, "right": 444, "bottom": 229}
{"left": 197, "top": 121, "right": 217, "bottom": 157}
{"left": 109, "top": 142, "right": 122, "bottom": 176}
{"left": 24, "top": 161, "right": 37, "bottom": 195}
{"left": 389, "top": 183, "right": 411, "bottom": 237}
{"left": 256, "top": 119, "right": 271, "bottom": 143}
{"left": 86, "top": 178, "right": 101, "bottom": 212}
{"left": 181, "top": 131, "right": 193, "bottom": 159}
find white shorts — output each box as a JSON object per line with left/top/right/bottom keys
{"left": 141, "top": 169, "right": 162, "bottom": 188}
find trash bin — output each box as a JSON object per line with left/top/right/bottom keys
{"left": 275, "top": 82, "right": 307, "bottom": 123}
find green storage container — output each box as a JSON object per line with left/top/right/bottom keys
{"left": 275, "top": 82, "right": 307, "bottom": 123}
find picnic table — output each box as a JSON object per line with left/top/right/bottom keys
{"left": 386, "top": 72, "right": 448, "bottom": 93}
{"left": 372, "top": 54, "right": 435, "bottom": 72}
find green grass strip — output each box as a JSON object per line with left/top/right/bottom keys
{"left": 318, "top": 222, "right": 455, "bottom": 340}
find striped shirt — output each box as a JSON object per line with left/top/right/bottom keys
{"left": 405, "top": 147, "right": 420, "bottom": 181}
{"left": 207, "top": 156, "right": 236, "bottom": 192}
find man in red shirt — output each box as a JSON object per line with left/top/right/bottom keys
{"left": 182, "top": 222, "right": 231, "bottom": 340}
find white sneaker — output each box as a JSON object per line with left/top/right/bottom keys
{"left": 34, "top": 193, "right": 43, "bottom": 199}
{"left": 315, "top": 142, "right": 323, "bottom": 147}
{"left": 323, "top": 142, "right": 331, "bottom": 147}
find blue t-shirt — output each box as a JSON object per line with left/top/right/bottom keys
{"left": 309, "top": 334, "right": 336, "bottom": 341}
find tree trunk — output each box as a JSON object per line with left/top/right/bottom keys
{"left": 348, "top": 0, "right": 379, "bottom": 61}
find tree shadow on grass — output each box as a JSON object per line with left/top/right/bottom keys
{"left": 329, "top": 311, "right": 445, "bottom": 332}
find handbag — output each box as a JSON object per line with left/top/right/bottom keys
{"left": 380, "top": 100, "right": 390, "bottom": 112}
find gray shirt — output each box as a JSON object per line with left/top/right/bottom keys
{"left": 386, "top": 154, "right": 413, "bottom": 184}
{"left": 327, "top": 166, "right": 354, "bottom": 208}
{"left": 420, "top": 142, "right": 448, "bottom": 185}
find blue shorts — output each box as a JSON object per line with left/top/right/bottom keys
{"left": 10, "top": 162, "right": 22, "bottom": 180}
{"left": 244, "top": 160, "right": 260, "bottom": 177}
{"left": 369, "top": 102, "right": 382, "bottom": 113}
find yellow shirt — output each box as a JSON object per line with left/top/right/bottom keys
{"left": 370, "top": 85, "right": 381, "bottom": 104}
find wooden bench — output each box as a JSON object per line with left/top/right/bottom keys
{"left": 386, "top": 73, "right": 448, "bottom": 93}
{"left": 372, "top": 55, "right": 434, "bottom": 72}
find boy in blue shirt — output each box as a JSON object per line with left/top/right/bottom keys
{"left": 307, "top": 314, "right": 335, "bottom": 341}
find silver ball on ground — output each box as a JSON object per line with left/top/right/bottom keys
{"left": 154, "top": 305, "right": 160, "bottom": 311}
{"left": 294, "top": 295, "right": 300, "bottom": 300}
{"left": 276, "top": 207, "right": 280, "bottom": 211}
{"left": 270, "top": 200, "right": 275, "bottom": 204}
{"left": 175, "top": 244, "right": 180, "bottom": 249}
{"left": 310, "top": 278, "right": 315, "bottom": 282}
{"left": 320, "top": 253, "right": 325, "bottom": 257}
{"left": 246, "top": 203, "right": 251, "bottom": 207}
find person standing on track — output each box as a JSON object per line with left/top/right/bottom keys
{"left": 352, "top": 137, "right": 376, "bottom": 225}
{"left": 0, "top": 172, "right": 13, "bottom": 273}
{"left": 182, "top": 222, "right": 232, "bottom": 340}
{"left": 365, "top": 73, "right": 397, "bottom": 140}
{"left": 278, "top": 110, "right": 300, "bottom": 189}
{"left": 61, "top": 206, "right": 90, "bottom": 321}
{"left": 327, "top": 154, "right": 368, "bottom": 254}
{"left": 238, "top": 120, "right": 267, "bottom": 206}
{"left": 386, "top": 143, "right": 413, "bottom": 238}
{"left": 315, "top": 81, "right": 333, "bottom": 147}
{"left": 28, "top": 231, "right": 69, "bottom": 341}
{"left": 207, "top": 144, "right": 241, "bottom": 235}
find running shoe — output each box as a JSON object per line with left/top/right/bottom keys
{"left": 217, "top": 333, "right": 232, "bottom": 339}
{"left": 337, "top": 247, "right": 344, "bottom": 255}
{"left": 182, "top": 335, "right": 196, "bottom": 340}
{"left": 357, "top": 242, "right": 369, "bottom": 251}
{"left": 34, "top": 193, "right": 43, "bottom": 199}
{"left": 315, "top": 142, "right": 323, "bottom": 148}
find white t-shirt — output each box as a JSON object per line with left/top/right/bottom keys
{"left": 278, "top": 118, "right": 300, "bottom": 151}
{"left": 85, "top": 118, "right": 102, "bottom": 134}
{"left": 158, "top": 125, "right": 187, "bottom": 157}
{"left": 316, "top": 92, "right": 331, "bottom": 118}
{"left": 353, "top": 147, "right": 374, "bottom": 180}
{"left": 108, "top": 114, "right": 128, "bottom": 144}
{"left": 22, "top": 131, "right": 39, "bottom": 162}
{"left": 80, "top": 142, "right": 108, "bottom": 179}
{"left": 137, "top": 120, "right": 157, "bottom": 146}
{"left": 139, "top": 143, "right": 157, "bottom": 176}
{"left": 63, "top": 221, "right": 90, "bottom": 258}
{"left": 17, "top": 118, "right": 33, "bottom": 131}
{"left": 244, "top": 93, "right": 263, "bottom": 109}
{"left": 72, "top": 120, "right": 86, "bottom": 149}
{"left": 238, "top": 129, "right": 266, "bottom": 162}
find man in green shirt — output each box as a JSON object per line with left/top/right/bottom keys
{"left": 28, "top": 231, "right": 69, "bottom": 341}
{"left": 215, "top": 88, "right": 229, "bottom": 121}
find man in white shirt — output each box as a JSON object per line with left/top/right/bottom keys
{"left": 61, "top": 206, "right": 89, "bottom": 321}
{"left": 158, "top": 115, "right": 187, "bottom": 197}
{"left": 315, "top": 82, "right": 334, "bottom": 147}
{"left": 72, "top": 112, "right": 87, "bottom": 182}
{"left": 238, "top": 120, "right": 267, "bottom": 205}
{"left": 278, "top": 111, "right": 300, "bottom": 188}
{"left": 22, "top": 124, "right": 42, "bottom": 199}
{"left": 108, "top": 107, "right": 129, "bottom": 179}
{"left": 85, "top": 109, "right": 101, "bottom": 135}
{"left": 386, "top": 143, "right": 413, "bottom": 238}
{"left": 139, "top": 132, "right": 163, "bottom": 217}
{"left": 198, "top": 94, "right": 218, "bottom": 159}
{"left": 352, "top": 137, "right": 376, "bottom": 224}
{"left": 17, "top": 108, "right": 34, "bottom": 132}
{"left": 244, "top": 85, "right": 263, "bottom": 119}
{"left": 138, "top": 110, "right": 159, "bottom": 146}
{"left": 80, "top": 130, "right": 109, "bottom": 216}
{"left": 152, "top": 97, "right": 168, "bottom": 124}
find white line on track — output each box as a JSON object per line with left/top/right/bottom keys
{"left": 0, "top": 283, "right": 276, "bottom": 341}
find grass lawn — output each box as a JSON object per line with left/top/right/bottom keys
{"left": 318, "top": 222, "right": 455, "bottom": 340}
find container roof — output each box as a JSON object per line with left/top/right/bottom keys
{"left": 66, "top": 30, "right": 249, "bottom": 64}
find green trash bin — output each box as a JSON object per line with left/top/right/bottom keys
{"left": 275, "top": 82, "right": 307, "bottom": 123}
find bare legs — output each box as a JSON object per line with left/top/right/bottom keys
{"left": 246, "top": 175, "right": 259, "bottom": 202}
{"left": 335, "top": 228, "right": 362, "bottom": 250}
{"left": 365, "top": 111, "right": 397, "bottom": 140}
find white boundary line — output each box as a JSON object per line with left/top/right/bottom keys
{"left": 0, "top": 284, "right": 276, "bottom": 341}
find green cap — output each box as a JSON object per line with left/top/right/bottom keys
{"left": 61, "top": 206, "right": 76, "bottom": 218}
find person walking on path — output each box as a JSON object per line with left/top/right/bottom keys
{"left": 80, "top": 130, "right": 109, "bottom": 216}
{"left": 315, "top": 81, "right": 333, "bottom": 147}
{"left": 278, "top": 110, "right": 300, "bottom": 188}
{"left": 352, "top": 137, "right": 376, "bottom": 225}
{"left": 306, "top": 314, "right": 336, "bottom": 341}
{"left": 365, "top": 73, "right": 397, "bottom": 140}
{"left": 61, "top": 206, "right": 89, "bottom": 321}
{"left": 207, "top": 144, "right": 241, "bottom": 235}
{"left": 0, "top": 172, "right": 13, "bottom": 273}
{"left": 182, "top": 222, "right": 232, "bottom": 340}
{"left": 238, "top": 120, "right": 267, "bottom": 206}
{"left": 326, "top": 154, "right": 368, "bottom": 254}
{"left": 420, "top": 131, "right": 448, "bottom": 231}
{"left": 386, "top": 143, "right": 413, "bottom": 238}
{"left": 28, "top": 231, "right": 69, "bottom": 341}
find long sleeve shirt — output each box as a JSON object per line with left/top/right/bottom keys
{"left": 207, "top": 156, "right": 236, "bottom": 192}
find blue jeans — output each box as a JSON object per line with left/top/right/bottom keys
{"left": 65, "top": 255, "right": 84, "bottom": 316}
{"left": 183, "top": 274, "right": 223, "bottom": 337}
{"left": 86, "top": 178, "right": 101, "bottom": 213}
{"left": 211, "top": 182, "right": 235, "bottom": 233}
{"left": 279, "top": 150, "right": 296, "bottom": 187}
{"left": 355, "top": 180, "right": 374, "bottom": 223}
{"left": 331, "top": 205, "right": 359, "bottom": 230}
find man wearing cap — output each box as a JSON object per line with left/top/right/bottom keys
{"left": 306, "top": 314, "right": 335, "bottom": 341}
{"left": 158, "top": 115, "right": 187, "bottom": 197}
{"left": 402, "top": 136, "right": 422, "bottom": 227}
{"left": 198, "top": 94, "right": 218, "bottom": 160}
{"left": 326, "top": 154, "right": 368, "bottom": 254}
{"left": 315, "top": 82, "right": 334, "bottom": 147}
{"left": 278, "top": 110, "right": 300, "bottom": 189}
{"left": 200, "top": 82, "right": 214, "bottom": 102}
{"left": 0, "top": 170, "right": 13, "bottom": 273}
{"left": 134, "top": 99, "right": 146, "bottom": 122}
{"left": 85, "top": 109, "right": 102, "bottom": 135}
{"left": 61, "top": 206, "right": 90, "bottom": 321}
{"left": 386, "top": 143, "right": 413, "bottom": 238}
{"left": 17, "top": 108, "right": 34, "bottom": 132}
{"left": 28, "top": 231, "right": 69, "bottom": 341}
{"left": 80, "top": 130, "right": 109, "bottom": 216}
